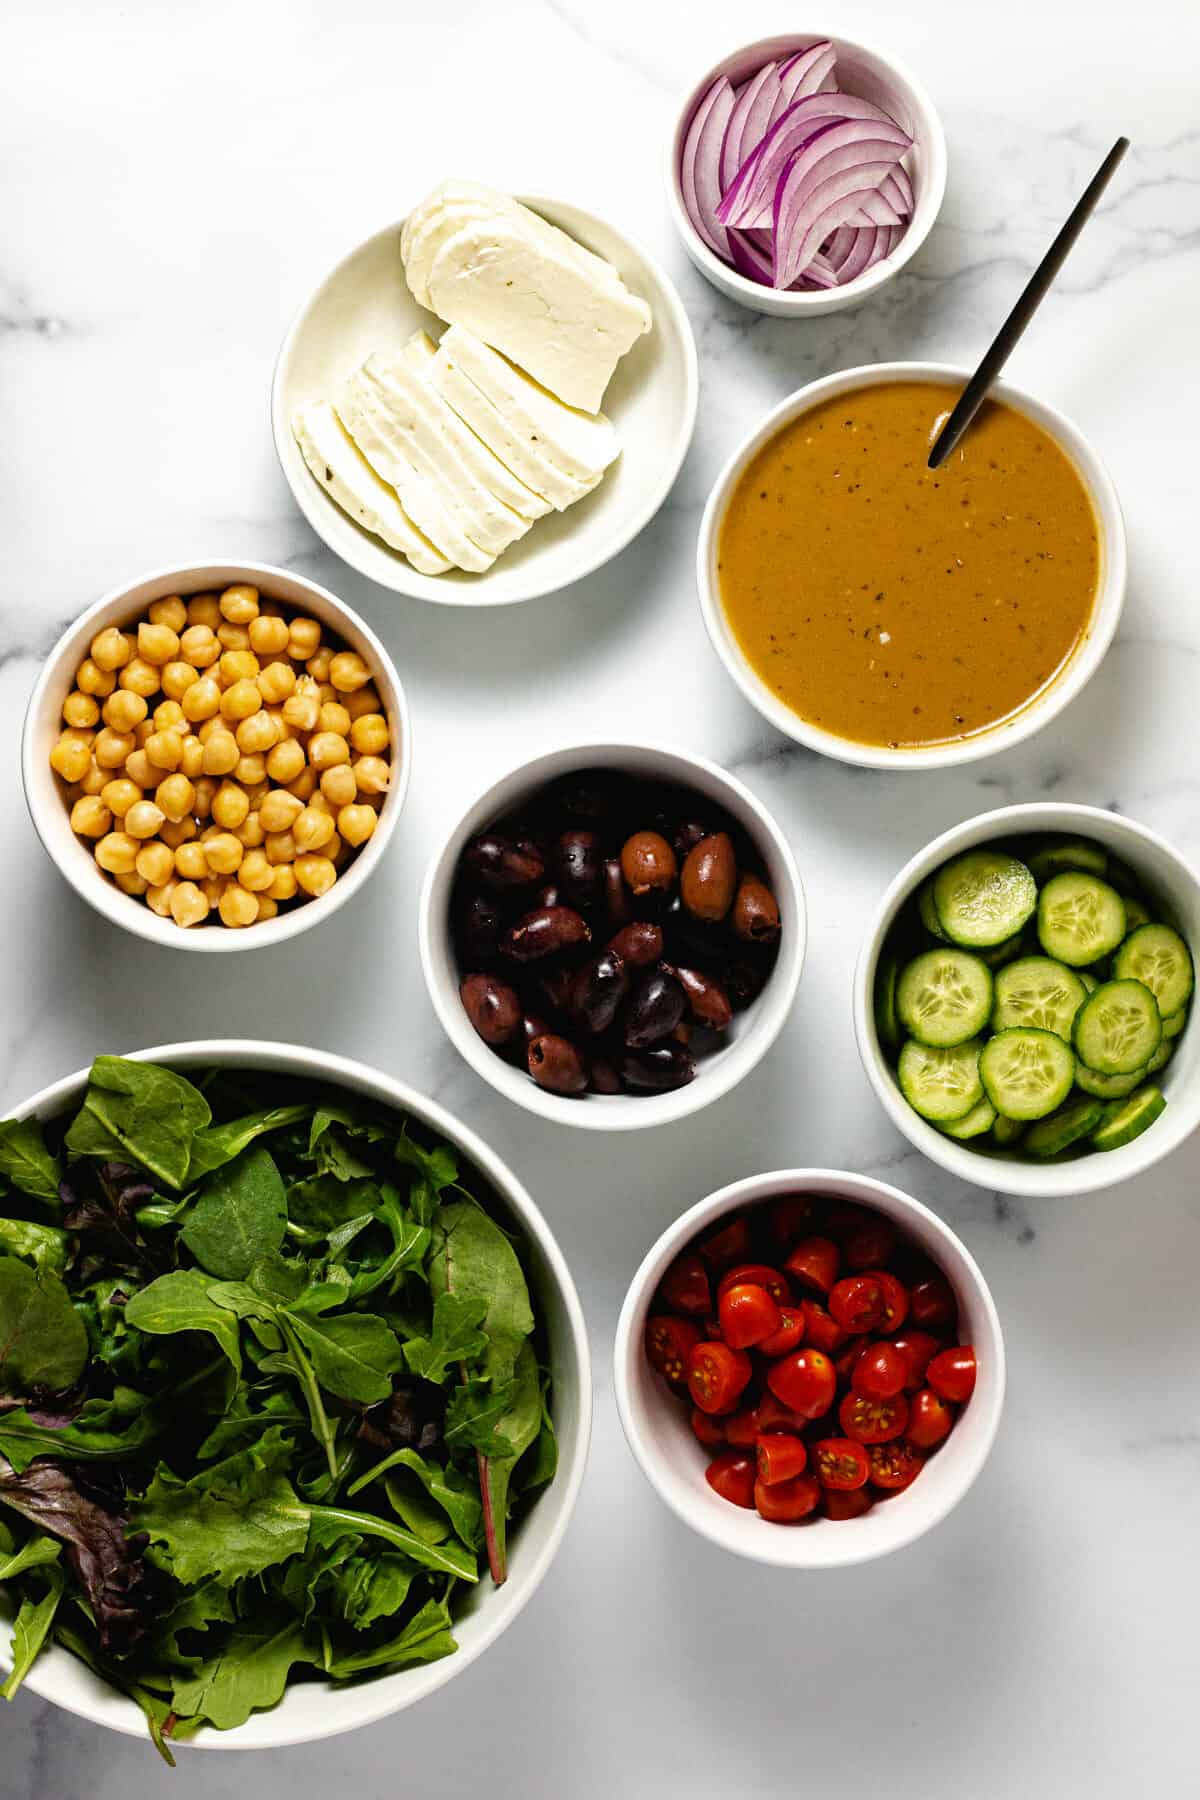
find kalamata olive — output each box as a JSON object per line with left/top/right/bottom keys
{"left": 673, "top": 965, "right": 733, "bottom": 1031}
{"left": 570, "top": 948, "right": 629, "bottom": 1034}
{"left": 731, "top": 873, "right": 781, "bottom": 944}
{"left": 673, "top": 819, "right": 713, "bottom": 860}
{"left": 620, "top": 830, "right": 677, "bottom": 896}
{"left": 502, "top": 905, "right": 591, "bottom": 962}
{"left": 459, "top": 973, "right": 522, "bottom": 1047}
{"left": 723, "top": 954, "right": 774, "bottom": 1010}
{"left": 624, "top": 967, "right": 686, "bottom": 1047}
{"left": 531, "top": 882, "right": 561, "bottom": 910}
{"left": 680, "top": 832, "right": 736, "bottom": 922}
{"left": 455, "top": 890, "right": 503, "bottom": 965}
{"left": 671, "top": 1020, "right": 692, "bottom": 1046}
{"left": 528, "top": 1033, "right": 588, "bottom": 1095}
{"left": 663, "top": 898, "right": 726, "bottom": 968}
{"left": 588, "top": 1056, "right": 623, "bottom": 1095}
{"left": 621, "top": 1044, "right": 695, "bottom": 1091}
{"left": 603, "top": 856, "right": 632, "bottom": 929}
{"left": 520, "top": 1010, "right": 553, "bottom": 1048}
{"left": 536, "top": 967, "right": 576, "bottom": 1016}
{"left": 607, "top": 920, "right": 664, "bottom": 968}
{"left": 554, "top": 827, "right": 602, "bottom": 908}
{"left": 464, "top": 830, "right": 545, "bottom": 892}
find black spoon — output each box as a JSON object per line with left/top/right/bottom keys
{"left": 928, "top": 135, "right": 1130, "bottom": 470}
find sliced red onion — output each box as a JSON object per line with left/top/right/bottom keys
{"left": 832, "top": 226, "right": 880, "bottom": 283}
{"left": 680, "top": 76, "right": 737, "bottom": 256}
{"left": 718, "top": 92, "right": 905, "bottom": 229}
{"left": 743, "top": 120, "right": 910, "bottom": 239}
{"left": 719, "top": 61, "right": 781, "bottom": 192}
{"left": 773, "top": 159, "right": 907, "bottom": 287}
{"left": 801, "top": 251, "right": 839, "bottom": 289}
{"left": 882, "top": 165, "right": 914, "bottom": 216}
{"left": 726, "top": 228, "right": 774, "bottom": 283}
{"left": 771, "top": 40, "right": 837, "bottom": 120}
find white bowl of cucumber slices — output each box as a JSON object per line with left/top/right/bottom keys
{"left": 854, "top": 804, "right": 1200, "bottom": 1196}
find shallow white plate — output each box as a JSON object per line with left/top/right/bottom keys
{"left": 272, "top": 198, "right": 698, "bottom": 607}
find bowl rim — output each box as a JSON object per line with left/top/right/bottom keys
{"left": 416, "top": 739, "right": 806, "bottom": 1131}
{"left": 696, "top": 361, "right": 1127, "bottom": 769}
{"left": 20, "top": 559, "right": 412, "bottom": 953}
{"left": 0, "top": 1038, "right": 592, "bottom": 1749}
{"left": 664, "top": 29, "right": 949, "bottom": 314}
{"left": 852, "top": 802, "right": 1200, "bottom": 1196}
{"left": 270, "top": 196, "right": 700, "bottom": 607}
{"left": 613, "top": 1167, "right": 1006, "bottom": 1567}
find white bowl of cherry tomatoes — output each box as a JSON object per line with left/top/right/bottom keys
{"left": 614, "top": 1169, "right": 1005, "bottom": 1566}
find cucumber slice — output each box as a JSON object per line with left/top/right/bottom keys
{"left": 1121, "top": 895, "right": 1153, "bottom": 935}
{"left": 979, "top": 1028, "right": 1076, "bottom": 1120}
{"left": 875, "top": 952, "right": 903, "bottom": 1053}
{"left": 991, "top": 956, "right": 1086, "bottom": 1040}
{"left": 1145, "top": 1038, "right": 1174, "bottom": 1077}
{"left": 896, "top": 950, "right": 993, "bottom": 1048}
{"left": 1074, "top": 1062, "right": 1148, "bottom": 1100}
{"left": 1073, "top": 979, "right": 1162, "bottom": 1075}
{"left": 1113, "top": 923, "right": 1194, "bottom": 1018}
{"left": 1024, "top": 1097, "right": 1105, "bottom": 1158}
{"left": 1162, "top": 1005, "right": 1188, "bottom": 1040}
{"left": 919, "top": 879, "right": 948, "bottom": 941}
{"left": 898, "top": 1037, "right": 984, "bottom": 1123}
{"left": 932, "top": 851, "right": 1037, "bottom": 949}
{"left": 1079, "top": 971, "right": 1099, "bottom": 993}
{"left": 1028, "top": 838, "right": 1108, "bottom": 885}
{"left": 979, "top": 931, "right": 1028, "bottom": 968}
{"left": 992, "top": 1114, "right": 1026, "bottom": 1148}
{"left": 1092, "top": 1085, "right": 1166, "bottom": 1151}
{"left": 1037, "top": 872, "right": 1127, "bottom": 967}
{"left": 939, "top": 1096, "right": 997, "bottom": 1140}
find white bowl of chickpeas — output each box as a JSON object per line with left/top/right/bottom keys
{"left": 22, "top": 561, "right": 409, "bottom": 948}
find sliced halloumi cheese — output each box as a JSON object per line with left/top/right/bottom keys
{"left": 335, "top": 378, "right": 494, "bottom": 573}
{"left": 428, "top": 349, "right": 597, "bottom": 513}
{"left": 358, "top": 352, "right": 533, "bottom": 557}
{"left": 402, "top": 182, "right": 626, "bottom": 314}
{"left": 421, "top": 219, "right": 651, "bottom": 414}
{"left": 292, "top": 401, "right": 452, "bottom": 575}
{"left": 397, "top": 332, "right": 550, "bottom": 524}
{"left": 437, "top": 326, "right": 621, "bottom": 490}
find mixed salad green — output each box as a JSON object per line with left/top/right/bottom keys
{"left": 0, "top": 1057, "right": 555, "bottom": 1757}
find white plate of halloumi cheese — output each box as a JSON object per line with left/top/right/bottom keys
{"left": 272, "top": 184, "right": 698, "bottom": 605}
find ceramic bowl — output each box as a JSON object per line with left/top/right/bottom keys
{"left": 666, "top": 32, "right": 947, "bottom": 316}
{"left": 697, "top": 362, "right": 1126, "bottom": 770}
{"left": 0, "top": 1039, "right": 591, "bottom": 1749}
{"left": 854, "top": 803, "right": 1200, "bottom": 1196}
{"left": 272, "top": 199, "right": 698, "bottom": 605}
{"left": 21, "top": 560, "right": 410, "bottom": 953}
{"left": 614, "top": 1168, "right": 1004, "bottom": 1566}
{"left": 418, "top": 742, "right": 805, "bottom": 1130}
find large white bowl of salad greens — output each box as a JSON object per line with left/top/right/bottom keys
{"left": 0, "top": 1042, "right": 590, "bottom": 1754}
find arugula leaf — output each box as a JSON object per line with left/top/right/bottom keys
{"left": 0, "top": 1532, "right": 61, "bottom": 1583}
{"left": 402, "top": 1293, "right": 489, "bottom": 1385}
{"left": 0, "top": 1256, "right": 89, "bottom": 1393}
{"left": 0, "top": 1218, "right": 68, "bottom": 1277}
{"left": 282, "top": 1308, "right": 404, "bottom": 1405}
{"left": 169, "top": 1615, "right": 315, "bottom": 1730}
{"left": 151, "top": 1578, "right": 236, "bottom": 1665}
{"left": 306, "top": 1506, "right": 477, "bottom": 1581}
{"left": 478, "top": 1343, "right": 543, "bottom": 1582}
{"left": 325, "top": 1552, "right": 413, "bottom": 1630}
{"left": 442, "top": 1377, "right": 520, "bottom": 1457}
{"left": 323, "top": 1596, "right": 457, "bottom": 1678}
{"left": 348, "top": 1188, "right": 429, "bottom": 1303}
{"left": 429, "top": 1201, "right": 534, "bottom": 1385}
{"left": 195, "top": 1388, "right": 305, "bottom": 1462}
{"left": 124, "top": 1270, "right": 243, "bottom": 1378}
{"left": 395, "top": 1132, "right": 458, "bottom": 1227}
{"left": 0, "top": 1119, "right": 61, "bottom": 1206}
{"left": 350, "top": 1447, "right": 482, "bottom": 1551}
{"left": 1, "top": 1563, "right": 66, "bottom": 1701}
{"left": 64, "top": 1057, "right": 211, "bottom": 1190}
{"left": 131, "top": 1455, "right": 309, "bottom": 1586}
{"left": 181, "top": 1146, "right": 287, "bottom": 1281}
{"left": 185, "top": 1105, "right": 311, "bottom": 1180}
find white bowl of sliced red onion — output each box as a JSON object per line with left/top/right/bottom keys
{"left": 667, "top": 33, "right": 947, "bottom": 315}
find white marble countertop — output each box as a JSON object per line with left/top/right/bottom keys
{"left": 3, "top": 0, "right": 1198, "bottom": 1792}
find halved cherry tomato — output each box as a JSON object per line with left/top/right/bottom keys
{"left": 823, "top": 1484, "right": 874, "bottom": 1520}
{"left": 659, "top": 1252, "right": 711, "bottom": 1317}
{"left": 687, "top": 1340, "right": 752, "bottom": 1414}
{"left": 706, "top": 1451, "right": 756, "bottom": 1508}
{"left": 767, "top": 1194, "right": 820, "bottom": 1251}
{"left": 690, "top": 1406, "right": 727, "bottom": 1448}
{"left": 839, "top": 1390, "right": 909, "bottom": 1445}
{"left": 829, "top": 1274, "right": 885, "bottom": 1333}
{"left": 800, "top": 1298, "right": 847, "bottom": 1356}
{"left": 867, "top": 1440, "right": 924, "bottom": 1491}
{"left": 909, "top": 1268, "right": 956, "bottom": 1330}
{"left": 697, "top": 1215, "right": 752, "bottom": 1271}
{"left": 907, "top": 1387, "right": 954, "bottom": 1449}
{"left": 755, "top": 1432, "right": 808, "bottom": 1486}
{"left": 766, "top": 1347, "right": 836, "bottom": 1419}
{"left": 851, "top": 1340, "right": 907, "bottom": 1402}
{"left": 718, "top": 1282, "right": 781, "bottom": 1349}
{"left": 835, "top": 1339, "right": 867, "bottom": 1387}
{"left": 860, "top": 1270, "right": 910, "bottom": 1332}
{"left": 812, "top": 1436, "right": 870, "bottom": 1489}
{"left": 717, "top": 1262, "right": 791, "bottom": 1305}
{"left": 927, "top": 1344, "right": 976, "bottom": 1402}
{"left": 754, "top": 1390, "right": 809, "bottom": 1434}
{"left": 754, "top": 1471, "right": 821, "bottom": 1522}
{"left": 823, "top": 1200, "right": 876, "bottom": 1241}
{"left": 724, "top": 1402, "right": 764, "bottom": 1448}
{"left": 645, "top": 1315, "right": 703, "bottom": 1391}
{"left": 757, "top": 1306, "right": 805, "bottom": 1358}
{"left": 890, "top": 1329, "right": 941, "bottom": 1390}
{"left": 841, "top": 1216, "right": 898, "bottom": 1270}
{"left": 784, "top": 1236, "right": 840, "bottom": 1296}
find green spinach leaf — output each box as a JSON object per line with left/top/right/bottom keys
{"left": 0, "top": 1119, "right": 61, "bottom": 1206}
{"left": 322, "top": 1596, "right": 457, "bottom": 1678}
{"left": 479, "top": 1343, "right": 543, "bottom": 1581}
{"left": 0, "top": 1256, "right": 89, "bottom": 1393}
{"left": 429, "top": 1201, "right": 534, "bottom": 1385}
{"left": 350, "top": 1447, "right": 482, "bottom": 1551}
{"left": 181, "top": 1146, "right": 287, "bottom": 1280}
{"left": 282, "top": 1308, "right": 403, "bottom": 1404}
{"left": 442, "top": 1376, "right": 520, "bottom": 1457}
{"left": 64, "top": 1057, "right": 211, "bottom": 1190}
{"left": 1, "top": 1563, "right": 66, "bottom": 1701}
{"left": 169, "top": 1615, "right": 315, "bottom": 1730}
{"left": 0, "top": 1218, "right": 68, "bottom": 1277}
{"left": 124, "top": 1270, "right": 243, "bottom": 1378}
{"left": 186, "top": 1104, "right": 311, "bottom": 1180}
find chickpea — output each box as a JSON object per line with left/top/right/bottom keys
{"left": 91, "top": 627, "right": 133, "bottom": 672}
{"left": 201, "top": 729, "right": 240, "bottom": 776}
{"left": 95, "top": 831, "right": 138, "bottom": 875}
{"left": 288, "top": 617, "right": 322, "bottom": 661}
{"left": 307, "top": 790, "right": 333, "bottom": 818}
{"left": 183, "top": 676, "right": 221, "bottom": 724}
{"left": 144, "top": 729, "right": 183, "bottom": 771}
{"left": 137, "top": 621, "right": 180, "bottom": 665}
{"left": 282, "top": 690, "right": 320, "bottom": 735}
{"left": 308, "top": 731, "right": 350, "bottom": 771}
{"left": 192, "top": 776, "right": 217, "bottom": 819}
{"left": 235, "top": 753, "right": 267, "bottom": 786}
{"left": 170, "top": 881, "right": 209, "bottom": 927}
{"left": 269, "top": 864, "right": 298, "bottom": 901}
{"left": 211, "top": 782, "right": 250, "bottom": 830}
{"left": 70, "top": 795, "right": 112, "bottom": 838}
{"left": 218, "top": 582, "right": 258, "bottom": 622}
{"left": 99, "top": 779, "right": 138, "bottom": 821}
{"left": 294, "top": 854, "right": 337, "bottom": 898}
{"left": 204, "top": 831, "right": 244, "bottom": 875}
{"left": 221, "top": 678, "right": 262, "bottom": 722}
{"left": 255, "top": 895, "right": 279, "bottom": 922}
{"left": 235, "top": 811, "right": 265, "bottom": 849}
{"left": 80, "top": 761, "right": 107, "bottom": 797}
{"left": 328, "top": 650, "right": 372, "bottom": 693}
{"left": 293, "top": 805, "right": 335, "bottom": 853}
{"left": 125, "top": 800, "right": 165, "bottom": 840}
{"left": 317, "top": 701, "right": 351, "bottom": 737}
{"left": 134, "top": 718, "right": 155, "bottom": 746}
{"left": 179, "top": 735, "right": 205, "bottom": 779}
{"left": 264, "top": 707, "right": 291, "bottom": 743}
{"left": 95, "top": 727, "right": 136, "bottom": 770}
{"left": 187, "top": 593, "right": 221, "bottom": 628}
{"left": 259, "top": 789, "right": 303, "bottom": 833}
{"left": 77, "top": 657, "right": 116, "bottom": 698}
{"left": 219, "top": 649, "right": 260, "bottom": 687}
{"left": 338, "top": 803, "right": 377, "bottom": 848}
{"left": 264, "top": 829, "right": 297, "bottom": 865}
{"left": 286, "top": 765, "right": 318, "bottom": 803}
{"left": 136, "top": 841, "right": 174, "bottom": 886}
{"left": 175, "top": 842, "right": 208, "bottom": 880}
{"left": 156, "top": 772, "right": 196, "bottom": 821}
{"left": 216, "top": 622, "right": 252, "bottom": 652}
{"left": 102, "top": 689, "right": 148, "bottom": 733}
{"left": 179, "top": 624, "right": 220, "bottom": 669}
{"left": 50, "top": 732, "right": 92, "bottom": 783}
{"left": 146, "top": 878, "right": 178, "bottom": 917}
{"left": 202, "top": 874, "right": 228, "bottom": 908}
{"left": 265, "top": 738, "right": 306, "bottom": 785}
{"left": 349, "top": 712, "right": 389, "bottom": 756}
{"left": 161, "top": 660, "right": 199, "bottom": 701}
{"left": 115, "top": 870, "right": 149, "bottom": 897}
{"left": 153, "top": 700, "right": 186, "bottom": 731}
{"left": 124, "top": 749, "right": 158, "bottom": 788}
{"left": 236, "top": 709, "right": 278, "bottom": 755}
{"left": 354, "top": 755, "right": 390, "bottom": 796}
{"left": 160, "top": 816, "right": 197, "bottom": 849}
{"left": 63, "top": 690, "right": 100, "bottom": 729}
{"left": 344, "top": 683, "right": 381, "bottom": 721}
{"left": 248, "top": 614, "right": 289, "bottom": 656}
{"left": 120, "top": 656, "right": 161, "bottom": 697}
{"left": 148, "top": 595, "right": 188, "bottom": 632}
{"left": 315, "top": 681, "right": 338, "bottom": 707}
{"left": 237, "top": 849, "right": 273, "bottom": 893}
{"left": 219, "top": 883, "right": 259, "bottom": 928}
{"left": 319, "top": 764, "right": 357, "bottom": 808}
{"left": 257, "top": 660, "right": 295, "bottom": 704}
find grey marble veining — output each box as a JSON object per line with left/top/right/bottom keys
{"left": 2, "top": 0, "right": 1198, "bottom": 1794}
